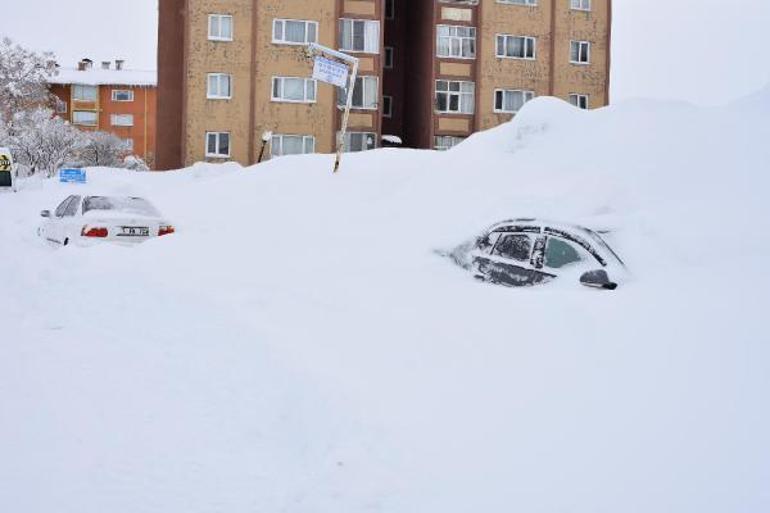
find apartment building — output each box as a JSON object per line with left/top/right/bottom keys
{"left": 50, "top": 59, "right": 158, "bottom": 167}
{"left": 157, "top": 0, "right": 611, "bottom": 170}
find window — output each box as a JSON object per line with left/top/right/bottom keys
{"left": 55, "top": 99, "right": 67, "bottom": 113}
{"left": 111, "top": 114, "right": 134, "bottom": 127}
{"left": 493, "top": 234, "right": 532, "bottom": 262}
{"left": 569, "top": 93, "right": 589, "bottom": 109}
{"left": 111, "top": 90, "right": 134, "bottom": 102}
{"left": 437, "top": 25, "right": 476, "bottom": 59}
{"left": 271, "top": 134, "right": 315, "bottom": 157}
{"left": 339, "top": 19, "right": 380, "bottom": 53}
{"left": 272, "top": 77, "right": 317, "bottom": 103}
{"left": 73, "top": 85, "right": 98, "bottom": 102}
{"left": 383, "top": 95, "right": 393, "bottom": 117}
{"left": 494, "top": 89, "right": 534, "bottom": 113}
{"left": 72, "top": 111, "right": 97, "bottom": 126}
{"left": 337, "top": 76, "right": 378, "bottom": 109}
{"left": 386, "top": 0, "right": 395, "bottom": 19}
{"left": 343, "top": 132, "right": 377, "bottom": 152}
{"left": 206, "top": 132, "right": 230, "bottom": 158}
{"left": 209, "top": 14, "right": 233, "bottom": 41}
{"left": 436, "top": 80, "right": 475, "bottom": 114}
{"left": 496, "top": 35, "right": 536, "bottom": 59}
{"left": 570, "top": 0, "right": 591, "bottom": 11}
{"left": 123, "top": 138, "right": 134, "bottom": 151}
{"left": 384, "top": 47, "right": 394, "bottom": 69}
{"left": 570, "top": 40, "right": 591, "bottom": 64}
{"left": 273, "top": 19, "right": 318, "bottom": 45}
{"left": 434, "top": 135, "right": 465, "bottom": 150}
{"left": 55, "top": 196, "right": 75, "bottom": 217}
{"left": 544, "top": 238, "right": 582, "bottom": 268}
{"left": 63, "top": 196, "right": 81, "bottom": 217}
{"left": 207, "top": 73, "right": 232, "bottom": 99}
{"left": 496, "top": 0, "right": 537, "bottom": 5}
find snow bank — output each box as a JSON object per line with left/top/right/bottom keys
{"left": 1, "top": 89, "right": 769, "bottom": 513}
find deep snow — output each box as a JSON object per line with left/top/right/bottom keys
{"left": 1, "top": 89, "right": 769, "bottom": 513}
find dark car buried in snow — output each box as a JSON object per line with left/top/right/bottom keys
{"left": 451, "top": 219, "right": 627, "bottom": 290}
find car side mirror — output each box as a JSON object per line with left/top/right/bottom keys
{"left": 580, "top": 270, "right": 618, "bottom": 290}
{"left": 40, "top": 210, "right": 51, "bottom": 218}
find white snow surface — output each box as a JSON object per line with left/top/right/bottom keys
{"left": 49, "top": 67, "right": 156, "bottom": 86}
{"left": 1, "top": 90, "right": 769, "bottom": 512}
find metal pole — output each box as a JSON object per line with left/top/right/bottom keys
{"left": 334, "top": 59, "right": 358, "bottom": 174}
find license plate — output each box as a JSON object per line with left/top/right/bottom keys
{"left": 120, "top": 226, "right": 149, "bottom": 237}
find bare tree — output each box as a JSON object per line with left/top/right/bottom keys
{"left": 4, "top": 108, "right": 82, "bottom": 177}
{"left": 0, "top": 38, "right": 57, "bottom": 121}
{"left": 77, "top": 131, "right": 130, "bottom": 168}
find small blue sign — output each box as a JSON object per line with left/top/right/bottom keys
{"left": 59, "top": 168, "right": 87, "bottom": 184}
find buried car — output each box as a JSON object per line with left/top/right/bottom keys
{"left": 38, "top": 195, "right": 175, "bottom": 246}
{"left": 451, "top": 219, "right": 627, "bottom": 290}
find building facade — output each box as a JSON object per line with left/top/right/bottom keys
{"left": 157, "top": 0, "right": 611, "bottom": 170}
{"left": 50, "top": 60, "right": 158, "bottom": 168}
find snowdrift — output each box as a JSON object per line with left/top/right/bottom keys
{"left": 1, "top": 88, "right": 769, "bottom": 513}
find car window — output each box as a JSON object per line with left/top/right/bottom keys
{"left": 54, "top": 196, "right": 74, "bottom": 218}
{"left": 492, "top": 234, "right": 532, "bottom": 262}
{"left": 63, "top": 196, "right": 81, "bottom": 217}
{"left": 83, "top": 196, "right": 160, "bottom": 216}
{"left": 544, "top": 237, "right": 582, "bottom": 269}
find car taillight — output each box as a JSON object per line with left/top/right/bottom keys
{"left": 81, "top": 226, "right": 108, "bottom": 238}
{"left": 158, "top": 225, "right": 175, "bottom": 236}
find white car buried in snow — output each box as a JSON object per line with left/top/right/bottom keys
{"left": 38, "top": 195, "right": 175, "bottom": 246}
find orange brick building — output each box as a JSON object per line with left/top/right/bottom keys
{"left": 50, "top": 59, "right": 158, "bottom": 168}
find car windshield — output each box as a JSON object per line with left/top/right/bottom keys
{"left": 82, "top": 196, "right": 160, "bottom": 216}
{"left": 584, "top": 228, "right": 626, "bottom": 266}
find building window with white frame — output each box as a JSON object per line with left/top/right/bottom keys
{"left": 436, "top": 80, "right": 475, "bottom": 114}
{"left": 208, "top": 14, "right": 233, "bottom": 41}
{"left": 206, "top": 132, "right": 230, "bottom": 158}
{"left": 496, "top": 35, "right": 536, "bottom": 59}
{"left": 55, "top": 98, "right": 67, "bottom": 113}
{"left": 569, "top": 93, "right": 589, "bottom": 109}
{"left": 73, "top": 85, "right": 98, "bottom": 102}
{"left": 272, "top": 19, "right": 318, "bottom": 45}
{"left": 111, "top": 114, "right": 134, "bottom": 127}
{"left": 343, "top": 132, "right": 377, "bottom": 152}
{"left": 496, "top": 0, "right": 537, "bottom": 5}
{"left": 111, "top": 89, "right": 134, "bottom": 102}
{"left": 383, "top": 95, "right": 393, "bottom": 118}
{"left": 271, "top": 134, "right": 315, "bottom": 157}
{"left": 385, "top": 47, "right": 394, "bottom": 69}
{"left": 570, "top": 0, "right": 591, "bottom": 11}
{"left": 570, "top": 40, "right": 591, "bottom": 64}
{"left": 437, "top": 25, "right": 476, "bottom": 59}
{"left": 339, "top": 19, "right": 380, "bottom": 53}
{"left": 494, "top": 89, "right": 534, "bottom": 113}
{"left": 337, "top": 76, "right": 378, "bottom": 110}
{"left": 123, "top": 138, "right": 134, "bottom": 151}
{"left": 272, "top": 77, "right": 317, "bottom": 103}
{"left": 207, "top": 73, "right": 232, "bottom": 99}
{"left": 72, "top": 111, "right": 97, "bottom": 126}
{"left": 434, "top": 135, "right": 465, "bottom": 151}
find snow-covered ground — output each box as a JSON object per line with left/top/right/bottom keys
{"left": 1, "top": 88, "right": 769, "bottom": 512}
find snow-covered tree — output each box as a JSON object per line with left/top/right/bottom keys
{"left": 0, "top": 38, "right": 57, "bottom": 121}
{"left": 77, "top": 131, "right": 130, "bottom": 168}
{"left": 3, "top": 108, "right": 82, "bottom": 177}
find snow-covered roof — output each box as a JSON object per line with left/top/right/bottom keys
{"left": 49, "top": 67, "right": 157, "bottom": 87}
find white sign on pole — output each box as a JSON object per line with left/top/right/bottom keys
{"left": 312, "top": 56, "right": 349, "bottom": 88}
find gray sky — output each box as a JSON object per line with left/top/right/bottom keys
{"left": 4, "top": 0, "right": 770, "bottom": 106}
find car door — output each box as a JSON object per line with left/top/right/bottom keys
{"left": 59, "top": 195, "right": 82, "bottom": 244}
{"left": 473, "top": 232, "right": 555, "bottom": 287}
{"left": 46, "top": 196, "right": 75, "bottom": 244}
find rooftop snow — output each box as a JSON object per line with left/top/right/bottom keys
{"left": 48, "top": 67, "right": 157, "bottom": 87}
